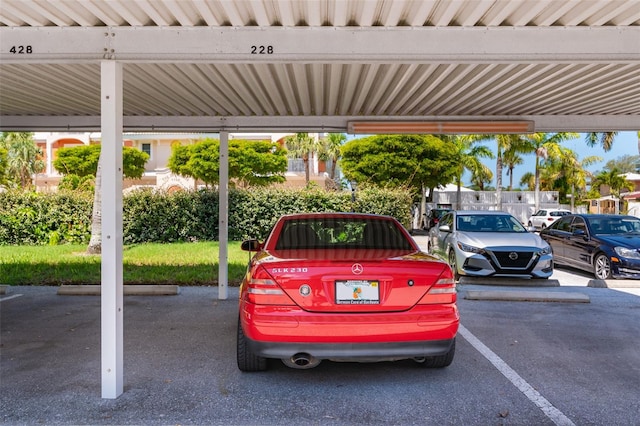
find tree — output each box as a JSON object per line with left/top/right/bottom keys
{"left": 285, "top": 133, "right": 317, "bottom": 184}
{"left": 53, "top": 144, "right": 148, "bottom": 179}
{"left": 438, "top": 135, "right": 493, "bottom": 209}
{"left": 592, "top": 168, "right": 634, "bottom": 199}
{"left": 340, "top": 134, "right": 459, "bottom": 194}
{"left": 585, "top": 132, "right": 617, "bottom": 152}
{"left": 53, "top": 143, "right": 149, "bottom": 254}
{"left": 490, "top": 134, "right": 531, "bottom": 210}
{"left": 0, "top": 132, "right": 44, "bottom": 189}
{"left": 604, "top": 155, "right": 640, "bottom": 174}
{"left": 520, "top": 132, "right": 579, "bottom": 211}
{"left": 168, "top": 138, "right": 288, "bottom": 188}
{"left": 319, "top": 133, "right": 347, "bottom": 189}
{"left": 185, "top": 139, "right": 220, "bottom": 187}
{"left": 519, "top": 172, "right": 535, "bottom": 191}
{"left": 229, "top": 140, "right": 287, "bottom": 187}
{"left": 0, "top": 147, "right": 8, "bottom": 186}
{"left": 503, "top": 146, "right": 524, "bottom": 190}
{"left": 541, "top": 146, "right": 600, "bottom": 209}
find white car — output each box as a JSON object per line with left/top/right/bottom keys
{"left": 527, "top": 209, "right": 572, "bottom": 231}
{"left": 429, "top": 211, "right": 553, "bottom": 280}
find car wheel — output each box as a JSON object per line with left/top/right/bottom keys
{"left": 528, "top": 221, "right": 533, "bottom": 227}
{"left": 237, "top": 316, "right": 268, "bottom": 372}
{"left": 594, "top": 253, "right": 612, "bottom": 280}
{"left": 416, "top": 338, "right": 455, "bottom": 368}
{"left": 448, "top": 250, "right": 460, "bottom": 281}
{"left": 541, "top": 224, "right": 546, "bottom": 230}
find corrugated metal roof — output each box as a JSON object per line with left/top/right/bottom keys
{"left": 1, "top": 0, "right": 639, "bottom": 132}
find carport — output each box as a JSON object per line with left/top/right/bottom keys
{"left": 1, "top": 0, "right": 639, "bottom": 399}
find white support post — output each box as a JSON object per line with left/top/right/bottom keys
{"left": 218, "top": 131, "right": 229, "bottom": 300}
{"left": 100, "top": 61, "right": 124, "bottom": 399}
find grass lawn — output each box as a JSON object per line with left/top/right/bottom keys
{"left": 0, "top": 242, "right": 250, "bottom": 286}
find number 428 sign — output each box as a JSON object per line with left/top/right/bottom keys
{"left": 9, "top": 45, "right": 33, "bottom": 54}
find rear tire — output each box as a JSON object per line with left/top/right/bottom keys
{"left": 418, "top": 339, "right": 455, "bottom": 368}
{"left": 594, "top": 253, "right": 612, "bottom": 280}
{"left": 237, "top": 316, "right": 268, "bottom": 372}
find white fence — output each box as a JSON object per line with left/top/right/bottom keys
{"left": 429, "top": 190, "right": 584, "bottom": 224}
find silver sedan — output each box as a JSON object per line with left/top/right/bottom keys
{"left": 428, "top": 211, "right": 553, "bottom": 280}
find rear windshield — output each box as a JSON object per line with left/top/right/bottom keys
{"left": 275, "top": 218, "right": 414, "bottom": 250}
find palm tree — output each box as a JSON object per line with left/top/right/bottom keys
{"left": 491, "top": 134, "right": 531, "bottom": 210}
{"left": 440, "top": 135, "right": 493, "bottom": 209}
{"left": 520, "top": 172, "right": 535, "bottom": 191}
{"left": 319, "top": 133, "right": 346, "bottom": 189}
{"left": 0, "top": 132, "right": 44, "bottom": 188}
{"left": 585, "top": 132, "right": 617, "bottom": 152}
{"left": 592, "top": 168, "right": 634, "bottom": 199}
{"left": 469, "top": 164, "right": 494, "bottom": 191}
{"left": 503, "top": 147, "right": 524, "bottom": 190}
{"left": 542, "top": 146, "right": 600, "bottom": 211}
{"left": 285, "top": 133, "right": 317, "bottom": 184}
{"left": 521, "top": 132, "right": 579, "bottom": 211}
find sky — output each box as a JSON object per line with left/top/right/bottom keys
{"left": 469, "top": 131, "right": 638, "bottom": 189}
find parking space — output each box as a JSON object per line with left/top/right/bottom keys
{"left": 2, "top": 281, "right": 639, "bottom": 425}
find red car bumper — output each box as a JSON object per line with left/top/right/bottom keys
{"left": 240, "top": 303, "right": 459, "bottom": 360}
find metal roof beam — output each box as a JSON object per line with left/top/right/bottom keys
{"left": 2, "top": 114, "right": 639, "bottom": 133}
{"left": 2, "top": 26, "right": 638, "bottom": 63}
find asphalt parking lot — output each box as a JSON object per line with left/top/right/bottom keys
{"left": 2, "top": 271, "right": 640, "bottom": 426}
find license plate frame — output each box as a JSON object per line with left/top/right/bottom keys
{"left": 335, "top": 280, "right": 380, "bottom": 304}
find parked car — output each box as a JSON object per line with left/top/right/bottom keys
{"left": 237, "top": 212, "right": 459, "bottom": 371}
{"left": 539, "top": 214, "right": 640, "bottom": 280}
{"left": 527, "top": 208, "right": 572, "bottom": 230}
{"left": 428, "top": 210, "right": 553, "bottom": 280}
{"left": 424, "top": 208, "right": 451, "bottom": 230}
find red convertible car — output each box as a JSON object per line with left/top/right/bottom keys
{"left": 237, "top": 212, "right": 459, "bottom": 371}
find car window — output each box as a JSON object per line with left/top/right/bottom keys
{"left": 440, "top": 213, "right": 453, "bottom": 228}
{"left": 553, "top": 216, "right": 573, "bottom": 232}
{"left": 570, "top": 217, "right": 586, "bottom": 233}
{"left": 275, "top": 218, "right": 413, "bottom": 250}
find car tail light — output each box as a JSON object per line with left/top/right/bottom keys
{"left": 547, "top": 218, "right": 554, "bottom": 221}
{"left": 244, "top": 266, "right": 295, "bottom": 305}
{"left": 418, "top": 269, "right": 457, "bottom": 304}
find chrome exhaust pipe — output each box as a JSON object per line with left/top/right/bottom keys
{"left": 281, "top": 353, "right": 322, "bottom": 369}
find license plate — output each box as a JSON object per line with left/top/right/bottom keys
{"left": 335, "top": 280, "right": 380, "bottom": 304}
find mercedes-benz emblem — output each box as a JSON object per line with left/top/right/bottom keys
{"left": 509, "top": 252, "right": 519, "bottom": 260}
{"left": 351, "top": 263, "right": 364, "bottom": 274}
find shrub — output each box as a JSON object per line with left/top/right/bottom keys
{"left": 0, "top": 186, "right": 412, "bottom": 245}
{"left": 0, "top": 190, "right": 92, "bottom": 245}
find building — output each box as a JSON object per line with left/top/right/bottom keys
{"left": 33, "top": 132, "right": 332, "bottom": 192}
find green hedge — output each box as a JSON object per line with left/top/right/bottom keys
{"left": 0, "top": 186, "right": 412, "bottom": 245}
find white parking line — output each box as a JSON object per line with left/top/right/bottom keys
{"left": 458, "top": 324, "right": 575, "bottom": 426}
{"left": 0, "top": 294, "right": 23, "bottom": 302}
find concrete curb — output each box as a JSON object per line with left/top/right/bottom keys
{"left": 588, "top": 279, "right": 640, "bottom": 288}
{"left": 463, "top": 289, "right": 590, "bottom": 303}
{"left": 458, "top": 277, "right": 560, "bottom": 287}
{"left": 57, "top": 285, "right": 180, "bottom": 296}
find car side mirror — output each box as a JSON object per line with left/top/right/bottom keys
{"left": 439, "top": 225, "right": 450, "bottom": 232}
{"left": 241, "top": 239, "right": 262, "bottom": 252}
